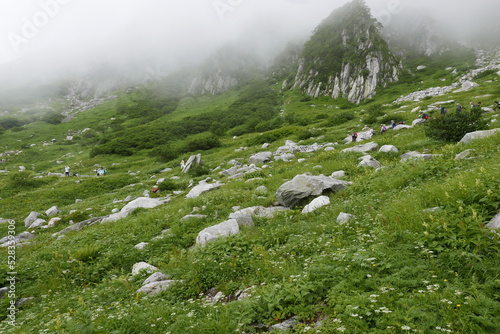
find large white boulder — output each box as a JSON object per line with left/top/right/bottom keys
{"left": 196, "top": 219, "right": 240, "bottom": 245}
{"left": 276, "top": 174, "right": 349, "bottom": 207}
{"left": 302, "top": 196, "right": 330, "bottom": 214}
{"left": 131, "top": 262, "right": 159, "bottom": 276}
{"left": 459, "top": 128, "right": 500, "bottom": 144}
{"left": 186, "top": 181, "right": 223, "bottom": 199}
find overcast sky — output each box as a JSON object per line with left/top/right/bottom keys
{"left": 0, "top": 0, "right": 499, "bottom": 85}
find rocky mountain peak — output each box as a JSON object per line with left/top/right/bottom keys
{"left": 289, "top": 0, "right": 402, "bottom": 104}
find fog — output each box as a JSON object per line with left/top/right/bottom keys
{"left": 0, "top": 0, "right": 499, "bottom": 95}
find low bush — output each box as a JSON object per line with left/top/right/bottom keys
{"left": 424, "top": 109, "right": 487, "bottom": 142}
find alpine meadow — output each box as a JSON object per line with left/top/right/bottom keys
{"left": 0, "top": 1, "right": 500, "bottom": 333}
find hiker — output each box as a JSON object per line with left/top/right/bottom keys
{"left": 456, "top": 103, "right": 462, "bottom": 113}
{"left": 440, "top": 105, "right": 447, "bottom": 115}
{"left": 151, "top": 185, "right": 159, "bottom": 193}
{"left": 421, "top": 111, "right": 429, "bottom": 120}
{"left": 96, "top": 167, "right": 106, "bottom": 176}
{"left": 380, "top": 124, "right": 387, "bottom": 134}
{"left": 391, "top": 120, "right": 396, "bottom": 129}
{"left": 64, "top": 165, "right": 70, "bottom": 177}
{"left": 180, "top": 159, "right": 185, "bottom": 169}
{"left": 351, "top": 133, "right": 358, "bottom": 142}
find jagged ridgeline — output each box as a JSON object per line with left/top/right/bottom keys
{"left": 291, "top": 0, "right": 402, "bottom": 103}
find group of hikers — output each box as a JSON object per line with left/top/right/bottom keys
{"left": 62, "top": 165, "right": 107, "bottom": 176}
{"left": 350, "top": 100, "right": 495, "bottom": 142}
{"left": 419, "top": 101, "right": 486, "bottom": 120}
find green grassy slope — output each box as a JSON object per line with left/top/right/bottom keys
{"left": 0, "top": 50, "right": 499, "bottom": 333}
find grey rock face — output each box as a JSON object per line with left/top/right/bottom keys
{"left": 137, "top": 280, "right": 177, "bottom": 295}
{"left": 186, "top": 181, "right": 223, "bottom": 199}
{"left": 276, "top": 174, "right": 349, "bottom": 207}
{"left": 248, "top": 152, "right": 272, "bottom": 165}
{"left": 486, "top": 212, "right": 500, "bottom": 230}
{"left": 24, "top": 212, "right": 40, "bottom": 228}
{"left": 342, "top": 142, "right": 379, "bottom": 153}
{"left": 196, "top": 219, "right": 240, "bottom": 245}
{"left": 302, "top": 195, "right": 330, "bottom": 213}
{"left": 459, "top": 128, "right": 500, "bottom": 144}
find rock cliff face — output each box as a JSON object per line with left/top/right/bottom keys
{"left": 187, "top": 45, "right": 261, "bottom": 96}
{"left": 188, "top": 70, "right": 238, "bottom": 96}
{"left": 290, "top": 0, "right": 402, "bottom": 104}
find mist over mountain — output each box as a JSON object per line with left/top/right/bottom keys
{"left": 0, "top": 0, "right": 499, "bottom": 109}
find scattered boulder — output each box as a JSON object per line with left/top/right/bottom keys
{"left": 15, "top": 297, "right": 36, "bottom": 307}
{"left": 232, "top": 206, "right": 289, "bottom": 218}
{"left": 379, "top": 145, "right": 398, "bottom": 153}
{"left": 28, "top": 219, "right": 46, "bottom": 229}
{"left": 302, "top": 196, "right": 330, "bottom": 213}
{"left": 0, "top": 232, "right": 36, "bottom": 247}
{"left": 337, "top": 212, "right": 354, "bottom": 224}
{"left": 459, "top": 80, "right": 479, "bottom": 92}
{"left": 0, "top": 287, "right": 7, "bottom": 298}
{"left": 248, "top": 152, "right": 272, "bottom": 165}
{"left": 274, "top": 153, "right": 295, "bottom": 162}
{"left": 400, "top": 151, "right": 441, "bottom": 161}
{"left": 344, "top": 129, "right": 374, "bottom": 143}
{"left": 132, "top": 262, "right": 159, "bottom": 276}
{"left": 52, "top": 217, "right": 104, "bottom": 236}
{"left": 393, "top": 124, "right": 412, "bottom": 130}
{"left": 486, "top": 212, "right": 500, "bottom": 230}
{"left": 276, "top": 174, "right": 349, "bottom": 207}
{"left": 411, "top": 118, "right": 426, "bottom": 126}
{"left": 196, "top": 219, "right": 240, "bottom": 245}
{"left": 255, "top": 185, "right": 268, "bottom": 196}
{"left": 137, "top": 280, "right": 177, "bottom": 295}
{"left": 186, "top": 180, "right": 223, "bottom": 199}
{"left": 269, "top": 317, "right": 298, "bottom": 332}
{"left": 45, "top": 206, "right": 61, "bottom": 217}
{"left": 331, "top": 170, "right": 345, "bottom": 178}
{"left": 181, "top": 154, "right": 202, "bottom": 173}
{"left": 143, "top": 272, "right": 171, "bottom": 285}
{"left": 342, "top": 142, "right": 379, "bottom": 153}
{"left": 24, "top": 212, "right": 39, "bottom": 228}
{"left": 227, "top": 212, "right": 254, "bottom": 227}
{"left": 358, "top": 155, "right": 382, "bottom": 168}
{"left": 102, "top": 197, "right": 169, "bottom": 223}
{"left": 180, "top": 214, "right": 208, "bottom": 221}
{"left": 455, "top": 149, "right": 475, "bottom": 160}
{"left": 134, "top": 242, "right": 149, "bottom": 250}
{"left": 459, "top": 128, "right": 500, "bottom": 144}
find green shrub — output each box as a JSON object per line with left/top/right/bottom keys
{"left": 72, "top": 244, "right": 101, "bottom": 262}
{"left": 327, "top": 111, "right": 354, "bottom": 126}
{"left": 157, "top": 179, "right": 186, "bottom": 191}
{"left": 40, "top": 112, "right": 65, "bottom": 124}
{"left": 149, "top": 143, "right": 179, "bottom": 162}
{"left": 181, "top": 134, "right": 221, "bottom": 153}
{"left": 89, "top": 141, "right": 134, "bottom": 157}
{"left": 187, "top": 164, "right": 211, "bottom": 177}
{"left": 424, "top": 110, "right": 487, "bottom": 142}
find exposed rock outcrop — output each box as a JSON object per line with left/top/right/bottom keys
{"left": 291, "top": 1, "right": 401, "bottom": 104}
